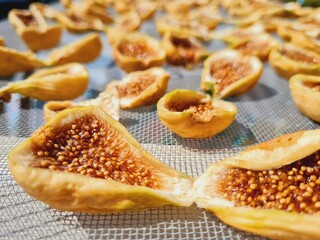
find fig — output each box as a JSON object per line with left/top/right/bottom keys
{"left": 157, "top": 89, "right": 237, "bottom": 139}
{"left": 290, "top": 30, "right": 320, "bottom": 55}
{"left": 134, "top": 0, "right": 157, "bottom": 21}
{"left": 161, "top": 32, "right": 209, "bottom": 68}
{"left": 111, "top": 32, "right": 166, "bottom": 72}
{"left": 230, "top": 34, "right": 278, "bottom": 61}
{"left": 0, "top": 63, "right": 88, "bottom": 102}
{"left": 0, "top": 46, "right": 44, "bottom": 77}
{"left": 277, "top": 22, "right": 317, "bottom": 42}
{"left": 8, "top": 8, "right": 62, "bottom": 51}
{"left": 75, "top": 1, "right": 113, "bottom": 24}
{"left": 106, "top": 67, "right": 169, "bottom": 109}
{"left": 269, "top": 43, "right": 320, "bottom": 79}
{"left": 8, "top": 106, "right": 193, "bottom": 213}
{"left": 290, "top": 74, "right": 320, "bottom": 123}
{"left": 201, "top": 49, "right": 263, "bottom": 98}
{"left": 48, "top": 33, "right": 102, "bottom": 66}
{"left": 44, "top": 91, "right": 120, "bottom": 122}
{"left": 193, "top": 129, "right": 320, "bottom": 239}
{"left": 188, "top": 4, "right": 223, "bottom": 30}
{"left": 114, "top": 11, "right": 141, "bottom": 32}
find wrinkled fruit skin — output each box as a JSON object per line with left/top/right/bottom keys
{"left": 193, "top": 130, "right": 320, "bottom": 240}
{"left": 157, "top": 89, "right": 237, "bottom": 138}
{"left": 9, "top": 106, "right": 193, "bottom": 213}
{"left": 290, "top": 74, "right": 320, "bottom": 123}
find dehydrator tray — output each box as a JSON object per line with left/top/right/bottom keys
{"left": 0, "top": 3, "right": 319, "bottom": 240}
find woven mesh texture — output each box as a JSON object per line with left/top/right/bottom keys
{"left": 1, "top": 4, "right": 319, "bottom": 240}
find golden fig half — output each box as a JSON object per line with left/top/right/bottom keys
{"left": 114, "top": 11, "right": 141, "bottom": 32}
{"left": 48, "top": 33, "right": 102, "bottom": 66}
{"left": 201, "top": 49, "right": 263, "bottom": 98}
{"left": 194, "top": 129, "right": 320, "bottom": 239}
{"left": 8, "top": 106, "right": 193, "bottom": 213}
{"left": 269, "top": 43, "right": 320, "bottom": 79}
{"left": 157, "top": 89, "right": 237, "bottom": 139}
{"left": 0, "top": 46, "right": 44, "bottom": 77}
{"left": 112, "top": 33, "right": 166, "bottom": 72}
{"left": 0, "top": 63, "right": 88, "bottom": 102}
{"left": 106, "top": 67, "right": 170, "bottom": 109}
{"left": 290, "top": 74, "right": 320, "bottom": 123}
{"left": 161, "top": 32, "right": 209, "bottom": 68}
{"left": 8, "top": 8, "right": 62, "bottom": 51}
{"left": 76, "top": 1, "right": 113, "bottom": 24}
{"left": 290, "top": 30, "right": 320, "bottom": 55}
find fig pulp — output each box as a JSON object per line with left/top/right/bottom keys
{"left": 193, "top": 130, "right": 320, "bottom": 239}
{"left": 106, "top": 67, "right": 170, "bottom": 109}
{"left": 9, "top": 106, "right": 193, "bottom": 212}
{"left": 0, "top": 46, "right": 44, "bottom": 77}
{"left": 290, "top": 74, "right": 320, "bottom": 123}
{"left": 269, "top": 43, "right": 320, "bottom": 79}
{"left": 157, "top": 89, "right": 237, "bottom": 139}
{"left": 201, "top": 49, "right": 263, "bottom": 98}
{"left": 112, "top": 33, "right": 166, "bottom": 72}
{"left": 0, "top": 63, "right": 88, "bottom": 102}
{"left": 48, "top": 33, "right": 102, "bottom": 66}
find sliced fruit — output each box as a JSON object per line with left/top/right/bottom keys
{"left": 277, "top": 22, "right": 317, "bottom": 42}
{"left": 161, "top": 32, "right": 209, "bottom": 68}
{"left": 76, "top": 1, "right": 113, "bottom": 24}
{"left": 44, "top": 91, "right": 120, "bottom": 122}
{"left": 269, "top": 43, "right": 320, "bottom": 79}
{"left": 0, "top": 63, "right": 88, "bottom": 102}
{"left": 111, "top": 32, "right": 166, "bottom": 72}
{"left": 48, "top": 33, "right": 102, "bottom": 66}
{"left": 188, "top": 4, "right": 223, "bottom": 29}
{"left": 106, "top": 67, "right": 169, "bottom": 109}
{"left": 290, "top": 30, "right": 320, "bottom": 55}
{"left": 157, "top": 89, "right": 237, "bottom": 139}
{"left": 8, "top": 8, "right": 62, "bottom": 51}
{"left": 114, "top": 11, "right": 141, "bottom": 32}
{"left": 194, "top": 129, "right": 320, "bottom": 239}
{"left": 0, "top": 46, "right": 44, "bottom": 77}
{"left": 8, "top": 106, "right": 193, "bottom": 213}
{"left": 290, "top": 74, "right": 320, "bottom": 123}
{"left": 134, "top": 0, "right": 157, "bottom": 21}
{"left": 201, "top": 49, "right": 263, "bottom": 98}
{"left": 230, "top": 34, "right": 278, "bottom": 61}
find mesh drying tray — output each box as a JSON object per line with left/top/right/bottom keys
{"left": 0, "top": 3, "right": 319, "bottom": 240}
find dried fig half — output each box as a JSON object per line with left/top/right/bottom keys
{"left": 8, "top": 106, "right": 193, "bottom": 212}
{"left": 0, "top": 63, "right": 88, "bottom": 102}
{"left": 161, "top": 32, "right": 208, "bottom": 68}
{"left": 134, "top": 0, "right": 157, "bottom": 21}
{"left": 201, "top": 49, "right": 263, "bottom": 98}
{"left": 290, "top": 74, "right": 320, "bottom": 123}
{"left": 230, "top": 34, "right": 278, "bottom": 61}
{"left": 106, "top": 67, "right": 170, "bottom": 109}
{"left": 269, "top": 43, "right": 320, "bottom": 79}
{"left": 0, "top": 46, "right": 44, "bottom": 77}
{"left": 48, "top": 33, "right": 102, "bottom": 66}
{"left": 290, "top": 30, "right": 320, "bottom": 55}
{"left": 114, "top": 11, "right": 141, "bottom": 32}
{"left": 76, "top": 1, "right": 113, "bottom": 24}
{"left": 194, "top": 130, "right": 320, "bottom": 239}
{"left": 157, "top": 89, "right": 237, "bottom": 139}
{"left": 8, "top": 8, "right": 62, "bottom": 51}
{"left": 112, "top": 33, "right": 166, "bottom": 72}
{"left": 44, "top": 91, "right": 120, "bottom": 122}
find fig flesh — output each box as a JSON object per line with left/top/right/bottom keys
{"left": 290, "top": 74, "right": 320, "bottom": 123}
{"left": 8, "top": 106, "right": 193, "bottom": 213}
{"left": 111, "top": 33, "right": 166, "bottom": 72}
{"left": 0, "top": 46, "right": 44, "bottom": 77}
{"left": 269, "top": 43, "right": 320, "bottom": 79}
{"left": 0, "top": 63, "right": 89, "bottom": 102}
{"left": 161, "top": 32, "right": 209, "bottom": 68}
{"left": 106, "top": 67, "right": 170, "bottom": 109}
{"left": 157, "top": 89, "right": 237, "bottom": 139}
{"left": 194, "top": 129, "right": 320, "bottom": 239}
{"left": 48, "top": 33, "right": 102, "bottom": 66}
{"left": 201, "top": 49, "right": 263, "bottom": 98}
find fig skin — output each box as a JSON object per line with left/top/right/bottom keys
{"left": 111, "top": 33, "right": 166, "bottom": 72}
{"left": 193, "top": 130, "right": 320, "bottom": 240}
{"left": 48, "top": 33, "right": 102, "bottom": 66}
{"left": 289, "top": 74, "right": 320, "bottom": 123}
{"left": 290, "top": 31, "right": 320, "bottom": 55}
{"left": 0, "top": 46, "right": 44, "bottom": 77}
{"left": 106, "top": 67, "right": 170, "bottom": 109}
{"left": 201, "top": 49, "right": 263, "bottom": 99}
{"left": 157, "top": 89, "right": 237, "bottom": 139}
{"left": 269, "top": 43, "right": 320, "bottom": 79}
{"left": 8, "top": 106, "right": 194, "bottom": 213}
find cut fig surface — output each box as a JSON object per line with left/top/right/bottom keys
{"left": 9, "top": 106, "right": 193, "bottom": 212}
{"left": 280, "top": 48, "right": 320, "bottom": 64}
{"left": 16, "top": 12, "right": 39, "bottom": 26}
{"left": 118, "top": 40, "right": 155, "bottom": 60}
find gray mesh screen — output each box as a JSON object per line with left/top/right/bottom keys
{"left": 1, "top": 3, "right": 319, "bottom": 240}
